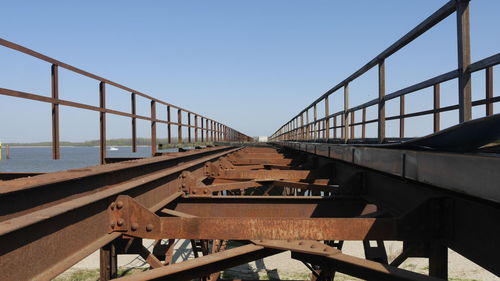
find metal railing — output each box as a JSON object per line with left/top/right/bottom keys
{"left": 270, "top": 0, "right": 499, "bottom": 143}
{"left": 0, "top": 39, "right": 252, "bottom": 164}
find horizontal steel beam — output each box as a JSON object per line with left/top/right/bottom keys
{"left": 277, "top": 142, "right": 500, "bottom": 203}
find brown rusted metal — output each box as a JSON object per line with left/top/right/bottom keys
{"left": 99, "top": 81, "right": 106, "bottom": 165}
{"left": 51, "top": 64, "right": 60, "bottom": 160}
{"left": 1, "top": 2, "right": 499, "bottom": 281}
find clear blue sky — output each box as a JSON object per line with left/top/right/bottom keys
{"left": 0, "top": 0, "right": 498, "bottom": 142}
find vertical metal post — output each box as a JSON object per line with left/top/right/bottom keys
{"left": 313, "top": 105, "right": 317, "bottom": 140}
{"left": 300, "top": 113, "right": 304, "bottom": 140}
{"left": 362, "top": 108, "right": 366, "bottom": 139}
{"left": 378, "top": 60, "right": 386, "bottom": 143}
{"left": 194, "top": 115, "right": 198, "bottom": 143}
{"left": 344, "top": 84, "right": 349, "bottom": 143}
{"left": 434, "top": 84, "right": 441, "bottom": 132}
{"left": 99, "top": 82, "right": 106, "bottom": 165}
{"left": 350, "top": 111, "right": 355, "bottom": 139}
{"left": 201, "top": 117, "right": 204, "bottom": 142}
{"left": 100, "top": 241, "right": 117, "bottom": 281}
{"left": 305, "top": 111, "right": 309, "bottom": 140}
{"left": 131, "top": 93, "right": 137, "bottom": 152}
{"left": 206, "top": 119, "right": 209, "bottom": 142}
{"left": 429, "top": 243, "right": 448, "bottom": 279}
{"left": 150, "top": 100, "right": 156, "bottom": 156}
{"left": 187, "top": 113, "right": 191, "bottom": 143}
{"left": 167, "top": 106, "right": 171, "bottom": 144}
{"left": 325, "top": 96, "right": 330, "bottom": 140}
{"left": 457, "top": 0, "right": 472, "bottom": 123}
{"left": 51, "top": 64, "right": 60, "bottom": 160}
{"left": 486, "top": 67, "right": 493, "bottom": 116}
{"left": 178, "top": 109, "right": 182, "bottom": 144}
{"left": 211, "top": 121, "right": 214, "bottom": 142}
{"left": 333, "top": 116, "right": 337, "bottom": 139}
{"left": 400, "top": 95, "right": 405, "bottom": 138}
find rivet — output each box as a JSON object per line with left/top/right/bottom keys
{"left": 117, "top": 218, "right": 124, "bottom": 226}
{"left": 181, "top": 174, "right": 186, "bottom": 179}
{"left": 116, "top": 201, "right": 124, "bottom": 209}
{"left": 181, "top": 183, "right": 186, "bottom": 188}
{"left": 146, "top": 224, "right": 154, "bottom": 232}
{"left": 192, "top": 190, "right": 197, "bottom": 194}
{"left": 204, "top": 189, "right": 208, "bottom": 194}
{"left": 110, "top": 202, "right": 116, "bottom": 210}
{"left": 131, "top": 223, "right": 139, "bottom": 231}
{"left": 298, "top": 241, "right": 304, "bottom": 245}
{"left": 310, "top": 245, "right": 316, "bottom": 249}
{"left": 323, "top": 248, "right": 329, "bottom": 252}
{"left": 110, "top": 221, "right": 116, "bottom": 228}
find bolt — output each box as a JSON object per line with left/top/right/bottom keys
{"left": 310, "top": 245, "right": 316, "bottom": 249}
{"left": 181, "top": 183, "right": 186, "bottom": 188}
{"left": 110, "top": 202, "right": 116, "bottom": 210}
{"left": 181, "top": 174, "right": 186, "bottom": 179}
{"left": 192, "top": 190, "right": 197, "bottom": 194}
{"left": 323, "top": 248, "right": 329, "bottom": 252}
{"left": 131, "top": 223, "right": 139, "bottom": 231}
{"left": 204, "top": 189, "right": 208, "bottom": 194}
{"left": 117, "top": 218, "right": 124, "bottom": 226}
{"left": 298, "top": 241, "right": 304, "bottom": 245}
{"left": 146, "top": 224, "right": 154, "bottom": 232}
{"left": 110, "top": 221, "right": 116, "bottom": 228}
{"left": 116, "top": 201, "right": 124, "bottom": 209}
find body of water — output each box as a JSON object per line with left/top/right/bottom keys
{"left": 0, "top": 146, "right": 177, "bottom": 172}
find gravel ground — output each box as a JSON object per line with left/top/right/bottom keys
{"left": 56, "top": 240, "right": 498, "bottom": 281}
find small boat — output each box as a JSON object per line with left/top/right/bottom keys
{"left": 109, "top": 146, "right": 119, "bottom": 151}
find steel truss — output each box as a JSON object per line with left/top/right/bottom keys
{"left": 2, "top": 144, "right": 498, "bottom": 280}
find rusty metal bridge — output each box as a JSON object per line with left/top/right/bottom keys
{"left": 1, "top": 1, "right": 499, "bottom": 280}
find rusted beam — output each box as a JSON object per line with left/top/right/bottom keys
{"left": 51, "top": 64, "right": 60, "bottom": 160}
{"left": 216, "top": 170, "right": 311, "bottom": 180}
{"left": 0, "top": 146, "right": 240, "bottom": 281}
{"left": 114, "top": 244, "right": 282, "bottom": 281}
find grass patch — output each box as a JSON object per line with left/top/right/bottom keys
{"left": 53, "top": 267, "right": 146, "bottom": 281}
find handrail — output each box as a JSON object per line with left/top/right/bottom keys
{"left": 270, "top": 0, "right": 499, "bottom": 143}
{"left": 0, "top": 39, "right": 252, "bottom": 163}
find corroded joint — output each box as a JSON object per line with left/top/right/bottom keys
{"left": 108, "top": 195, "right": 161, "bottom": 238}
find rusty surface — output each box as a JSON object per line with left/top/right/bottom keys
{"left": 1, "top": 1, "right": 500, "bottom": 280}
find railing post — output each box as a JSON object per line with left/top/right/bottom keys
{"left": 350, "top": 111, "right": 355, "bottom": 139}
{"left": 177, "top": 109, "right": 182, "bottom": 144}
{"left": 313, "top": 104, "right": 317, "bottom": 141}
{"left": 206, "top": 119, "right": 209, "bottom": 142}
{"left": 187, "top": 112, "right": 191, "bottom": 143}
{"left": 99, "top": 82, "right": 106, "bottom": 165}
{"left": 378, "top": 60, "right": 386, "bottom": 143}
{"left": 305, "top": 111, "right": 309, "bottom": 140}
{"left": 433, "top": 84, "right": 441, "bottom": 132}
{"left": 486, "top": 67, "right": 493, "bottom": 116}
{"left": 194, "top": 115, "right": 198, "bottom": 143}
{"left": 131, "top": 93, "right": 137, "bottom": 152}
{"left": 343, "top": 84, "right": 349, "bottom": 143}
{"left": 300, "top": 113, "right": 304, "bottom": 140}
{"left": 150, "top": 100, "right": 156, "bottom": 156}
{"left": 399, "top": 95, "right": 405, "bottom": 138}
{"left": 362, "top": 108, "right": 366, "bottom": 139}
{"left": 457, "top": 0, "right": 472, "bottom": 123}
{"left": 51, "top": 64, "right": 60, "bottom": 160}
{"left": 201, "top": 117, "right": 204, "bottom": 142}
{"left": 325, "top": 96, "right": 330, "bottom": 141}
{"left": 333, "top": 115, "right": 337, "bottom": 139}
{"left": 211, "top": 121, "right": 214, "bottom": 142}
{"left": 167, "top": 106, "right": 171, "bottom": 144}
